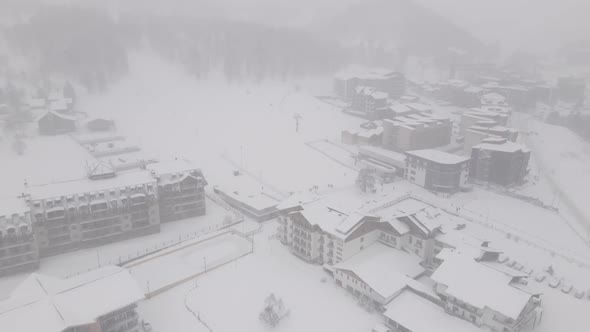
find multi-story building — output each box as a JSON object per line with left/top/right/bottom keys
{"left": 0, "top": 265, "right": 145, "bottom": 332}
{"left": 0, "top": 198, "right": 39, "bottom": 276}
{"left": 26, "top": 167, "right": 160, "bottom": 257}
{"left": 470, "top": 138, "right": 531, "bottom": 186}
{"left": 405, "top": 149, "right": 470, "bottom": 193}
{"left": 350, "top": 86, "right": 389, "bottom": 119}
{"left": 334, "top": 67, "right": 405, "bottom": 101}
{"left": 431, "top": 251, "right": 543, "bottom": 332}
{"left": 147, "top": 160, "right": 207, "bottom": 222}
{"left": 463, "top": 125, "right": 518, "bottom": 153}
{"left": 382, "top": 114, "right": 452, "bottom": 152}
{"left": 460, "top": 108, "right": 510, "bottom": 135}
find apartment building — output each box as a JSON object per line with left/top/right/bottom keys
{"left": 382, "top": 114, "right": 452, "bottom": 152}
{"left": 0, "top": 198, "right": 39, "bottom": 276}
{"left": 431, "top": 251, "right": 543, "bottom": 332}
{"left": 350, "top": 86, "right": 389, "bottom": 119}
{"left": 470, "top": 138, "right": 531, "bottom": 186}
{"left": 26, "top": 168, "right": 160, "bottom": 257}
{"left": 147, "top": 160, "right": 207, "bottom": 222}
{"left": 0, "top": 266, "right": 145, "bottom": 332}
{"left": 405, "top": 149, "right": 470, "bottom": 193}
{"left": 464, "top": 125, "right": 518, "bottom": 153}
{"left": 460, "top": 108, "right": 510, "bottom": 135}
{"left": 334, "top": 67, "right": 405, "bottom": 101}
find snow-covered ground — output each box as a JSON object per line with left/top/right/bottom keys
{"left": 127, "top": 231, "right": 252, "bottom": 294}
{"left": 139, "top": 223, "right": 382, "bottom": 332}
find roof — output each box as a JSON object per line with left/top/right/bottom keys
{"left": 406, "top": 149, "right": 470, "bottom": 165}
{"left": 276, "top": 192, "right": 322, "bottom": 210}
{"left": 473, "top": 141, "right": 530, "bottom": 153}
{"left": 333, "top": 243, "right": 424, "bottom": 300}
{"left": 27, "top": 170, "right": 155, "bottom": 200}
{"left": 0, "top": 266, "right": 144, "bottom": 332}
{"left": 146, "top": 159, "right": 201, "bottom": 176}
{"left": 36, "top": 110, "right": 76, "bottom": 122}
{"left": 0, "top": 197, "right": 29, "bottom": 218}
{"left": 384, "top": 290, "right": 481, "bottom": 332}
{"left": 431, "top": 253, "right": 538, "bottom": 320}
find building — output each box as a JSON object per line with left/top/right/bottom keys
{"left": 334, "top": 67, "right": 405, "bottom": 101}
{"left": 214, "top": 185, "right": 282, "bottom": 221}
{"left": 37, "top": 111, "right": 76, "bottom": 135}
{"left": 431, "top": 251, "right": 543, "bottom": 332}
{"left": 350, "top": 86, "right": 389, "bottom": 119}
{"left": 463, "top": 125, "right": 518, "bottom": 153}
{"left": 332, "top": 242, "right": 425, "bottom": 306}
{"left": 26, "top": 168, "right": 160, "bottom": 257}
{"left": 382, "top": 114, "right": 452, "bottom": 152}
{"left": 557, "top": 77, "right": 586, "bottom": 103}
{"left": 383, "top": 288, "right": 482, "bottom": 332}
{"left": 460, "top": 108, "right": 510, "bottom": 135}
{"left": 0, "top": 198, "right": 39, "bottom": 277}
{"left": 470, "top": 138, "right": 531, "bottom": 186}
{"left": 147, "top": 160, "right": 207, "bottom": 222}
{"left": 0, "top": 266, "right": 145, "bottom": 332}
{"left": 341, "top": 126, "right": 383, "bottom": 146}
{"left": 405, "top": 150, "right": 470, "bottom": 193}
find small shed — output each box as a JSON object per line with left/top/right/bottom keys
{"left": 86, "top": 118, "right": 115, "bottom": 132}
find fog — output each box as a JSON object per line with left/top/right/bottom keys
{"left": 0, "top": 1, "right": 589, "bottom": 332}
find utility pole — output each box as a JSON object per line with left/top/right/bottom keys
{"left": 293, "top": 113, "right": 302, "bottom": 133}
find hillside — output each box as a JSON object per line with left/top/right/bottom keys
{"left": 314, "top": 0, "right": 482, "bottom": 56}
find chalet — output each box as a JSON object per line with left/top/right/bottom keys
{"left": 332, "top": 242, "right": 425, "bottom": 306}
{"left": 431, "top": 251, "right": 543, "bottom": 332}
{"left": 350, "top": 86, "right": 389, "bottom": 119}
{"left": 37, "top": 111, "right": 76, "bottom": 135}
{"left": 334, "top": 67, "right": 405, "bottom": 101}
{"left": 0, "top": 266, "right": 144, "bottom": 332}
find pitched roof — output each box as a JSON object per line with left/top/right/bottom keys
{"left": 0, "top": 266, "right": 144, "bottom": 332}
{"left": 431, "top": 253, "right": 538, "bottom": 320}
{"left": 333, "top": 243, "right": 424, "bottom": 300}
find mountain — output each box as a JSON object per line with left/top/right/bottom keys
{"left": 312, "top": 0, "right": 483, "bottom": 57}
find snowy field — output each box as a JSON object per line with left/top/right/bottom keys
{"left": 138, "top": 223, "right": 381, "bottom": 332}
{"left": 127, "top": 231, "right": 252, "bottom": 295}
{"left": 78, "top": 53, "right": 363, "bottom": 196}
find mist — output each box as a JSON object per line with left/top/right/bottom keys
{"left": 0, "top": 1, "right": 589, "bottom": 332}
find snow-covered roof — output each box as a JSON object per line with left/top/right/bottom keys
{"left": 384, "top": 290, "right": 481, "bottom": 332}
{"left": 431, "top": 253, "right": 538, "bottom": 320}
{"left": 0, "top": 266, "right": 144, "bottom": 332}
{"left": 276, "top": 192, "right": 322, "bottom": 211}
{"left": 333, "top": 243, "right": 424, "bottom": 300}
{"left": 36, "top": 110, "right": 76, "bottom": 122}
{"left": 27, "top": 170, "right": 155, "bottom": 200}
{"left": 335, "top": 65, "right": 398, "bottom": 80}
{"left": 146, "top": 159, "right": 201, "bottom": 176}
{"left": 473, "top": 141, "right": 529, "bottom": 154}
{"left": 0, "top": 197, "right": 29, "bottom": 218}
{"left": 406, "top": 149, "right": 470, "bottom": 165}
{"left": 405, "top": 103, "right": 432, "bottom": 113}
{"left": 215, "top": 185, "right": 281, "bottom": 211}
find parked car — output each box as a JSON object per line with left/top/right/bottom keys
{"left": 574, "top": 289, "right": 585, "bottom": 299}
{"left": 534, "top": 273, "right": 546, "bottom": 283}
{"left": 142, "top": 321, "right": 153, "bottom": 332}
{"left": 498, "top": 255, "right": 509, "bottom": 264}
{"left": 514, "top": 263, "right": 524, "bottom": 271}
{"left": 507, "top": 260, "right": 517, "bottom": 267}
{"left": 561, "top": 282, "right": 573, "bottom": 294}
{"left": 548, "top": 278, "right": 561, "bottom": 288}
